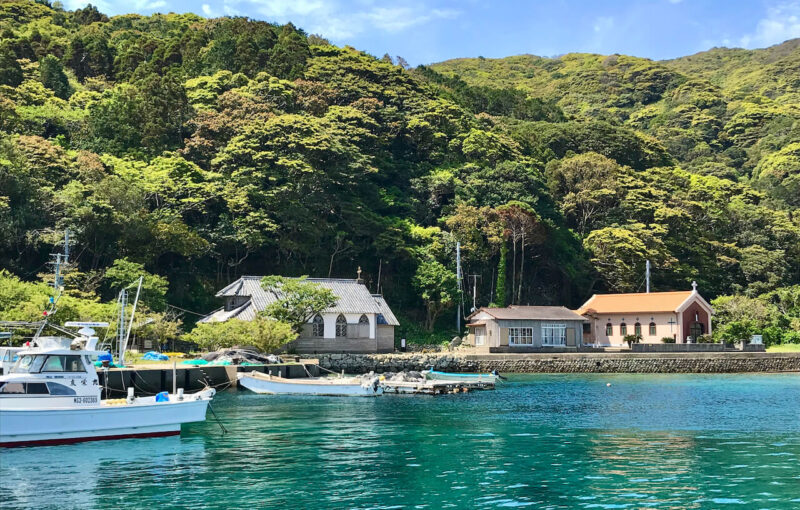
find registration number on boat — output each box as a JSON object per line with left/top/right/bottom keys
{"left": 74, "top": 396, "right": 98, "bottom": 404}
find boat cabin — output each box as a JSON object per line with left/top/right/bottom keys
{"left": 0, "top": 348, "right": 101, "bottom": 405}
{"left": 0, "top": 346, "right": 23, "bottom": 375}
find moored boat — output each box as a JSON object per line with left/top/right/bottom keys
{"left": 0, "top": 323, "right": 215, "bottom": 448}
{"left": 238, "top": 371, "right": 382, "bottom": 397}
{"left": 424, "top": 368, "right": 501, "bottom": 383}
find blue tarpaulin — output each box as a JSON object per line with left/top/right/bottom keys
{"left": 142, "top": 351, "right": 169, "bottom": 361}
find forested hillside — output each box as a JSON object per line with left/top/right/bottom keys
{"left": 1, "top": 1, "right": 798, "bottom": 343}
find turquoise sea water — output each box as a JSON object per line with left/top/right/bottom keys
{"left": 2, "top": 373, "right": 800, "bottom": 509}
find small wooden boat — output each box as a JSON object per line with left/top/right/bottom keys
{"left": 237, "top": 371, "right": 383, "bottom": 397}
{"left": 424, "top": 368, "right": 501, "bottom": 383}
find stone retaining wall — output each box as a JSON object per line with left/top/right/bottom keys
{"left": 317, "top": 352, "right": 800, "bottom": 374}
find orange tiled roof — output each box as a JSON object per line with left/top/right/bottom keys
{"left": 577, "top": 291, "right": 695, "bottom": 315}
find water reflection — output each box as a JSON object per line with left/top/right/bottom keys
{"left": 2, "top": 375, "right": 800, "bottom": 509}
{"left": 0, "top": 436, "right": 205, "bottom": 508}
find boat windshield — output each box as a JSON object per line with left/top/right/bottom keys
{"left": 9, "top": 355, "right": 46, "bottom": 374}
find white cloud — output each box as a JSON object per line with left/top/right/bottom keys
{"left": 739, "top": 1, "right": 800, "bottom": 48}
{"left": 226, "top": 0, "right": 460, "bottom": 40}
{"left": 202, "top": 3, "right": 214, "bottom": 16}
{"left": 593, "top": 16, "right": 614, "bottom": 33}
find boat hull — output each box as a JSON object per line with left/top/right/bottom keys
{"left": 238, "top": 373, "right": 381, "bottom": 397}
{"left": 0, "top": 394, "right": 212, "bottom": 448}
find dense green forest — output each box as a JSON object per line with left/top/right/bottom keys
{"left": 0, "top": 1, "right": 798, "bottom": 344}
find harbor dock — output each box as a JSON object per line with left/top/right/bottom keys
{"left": 380, "top": 378, "right": 495, "bottom": 394}
{"left": 98, "top": 361, "right": 320, "bottom": 397}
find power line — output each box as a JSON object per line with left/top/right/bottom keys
{"left": 166, "top": 304, "right": 207, "bottom": 317}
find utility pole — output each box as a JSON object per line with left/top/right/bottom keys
{"left": 468, "top": 274, "right": 481, "bottom": 312}
{"left": 456, "top": 242, "right": 462, "bottom": 332}
{"left": 646, "top": 259, "right": 651, "bottom": 293}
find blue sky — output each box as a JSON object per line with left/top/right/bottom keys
{"left": 65, "top": 1, "right": 800, "bottom": 65}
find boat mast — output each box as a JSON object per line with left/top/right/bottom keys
{"left": 118, "top": 276, "right": 143, "bottom": 367}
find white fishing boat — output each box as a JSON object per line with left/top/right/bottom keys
{"left": 0, "top": 323, "right": 215, "bottom": 448}
{"left": 238, "top": 371, "right": 383, "bottom": 397}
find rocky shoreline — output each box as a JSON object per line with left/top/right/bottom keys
{"left": 317, "top": 352, "right": 800, "bottom": 374}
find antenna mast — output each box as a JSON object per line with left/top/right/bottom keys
{"left": 37, "top": 229, "right": 71, "bottom": 338}
{"left": 646, "top": 259, "right": 651, "bottom": 293}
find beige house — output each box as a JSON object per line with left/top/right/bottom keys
{"left": 464, "top": 306, "right": 587, "bottom": 352}
{"left": 199, "top": 276, "right": 398, "bottom": 353}
{"left": 578, "top": 284, "right": 713, "bottom": 347}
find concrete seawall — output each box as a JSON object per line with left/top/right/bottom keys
{"left": 317, "top": 352, "right": 800, "bottom": 374}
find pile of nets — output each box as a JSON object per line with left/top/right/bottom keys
{"left": 182, "top": 348, "right": 282, "bottom": 366}
{"left": 378, "top": 370, "right": 426, "bottom": 383}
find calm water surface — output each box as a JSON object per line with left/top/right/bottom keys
{"left": 2, "top": 374, "right": 800, "bottom": 509}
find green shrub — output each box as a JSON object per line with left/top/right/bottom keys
{"left": 783, "top": 330, "right": 800, "bottom": 344}
{"left": 661, "top": 336, "right": 676, "bottom": 343}
{"left": 183, "top": 316, "right": 297, "bottom": 353}
{"left": 623, "top": 334, "right": 641, "bottom": 347}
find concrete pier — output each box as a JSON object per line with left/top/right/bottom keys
{"left": 98, "top": 362, "right": 320, "bottom": 397}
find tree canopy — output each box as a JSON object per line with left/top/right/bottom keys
{"left": 0, "top": 1, "right": 798, "bottom": 342}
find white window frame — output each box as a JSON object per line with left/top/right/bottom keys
{"left": 474, "top": 328, "right": 486, "bottom": 346}
{"left": 541, "top": 323, "right": 566, "bottom": 346}
{"left": 508, "top": 327, "right": 534, "bottom": 345}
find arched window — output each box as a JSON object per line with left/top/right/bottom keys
{"left": 620, "top": 323, "right": 627, "bottom": 336}
{"left": 358, "top": 314, "right": 369, "bottom": 338}
{"left": 606, "top": 323, "right": 613, "bottom": 336}
{"left": 335, "top": 314, "right": 347, "bottom": 337}
{"left": 312, "top": 314, "right": 324, "bottom": 337}
{"left": 634, "top": 322, "right": 642, "bottom": 337}
{"left": 649, "top": 322, "right": 657, "bottom": 336}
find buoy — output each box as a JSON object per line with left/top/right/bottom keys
{"left": 606, "top": 383, "right": 611, "bottom": 387}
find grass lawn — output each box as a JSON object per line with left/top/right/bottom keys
{"left": 766, "top": 344, "right": 800, "bottom": 352}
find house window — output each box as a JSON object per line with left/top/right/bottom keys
{"left": 509, "top": 327, "right": 534, "bottom": 345}
{"left": 606, "top": 323, "right": 613, "bottom": 336}
{"left": 312, "top": 314, "right": 324, "bottom": 337}
{"left": 649, "top": 322, "right": 657, "bottom": 336}
{"left": 620, "top": 323, "right": 627, "bottom": 336}
{"left": 335, "top": 314, "right": 347, "bottom": 337}
{"left": 634, "top": 322, "right": 642, "bottom": 337}
{"left": 542, "top": 323, "right": 566, "bottom": 346}
{"left": 475, "top": 328, "right": 486, "bottom": 346}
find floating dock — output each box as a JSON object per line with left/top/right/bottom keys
{"left": 380, "top": 378, "right": 495, "bottom": 395}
